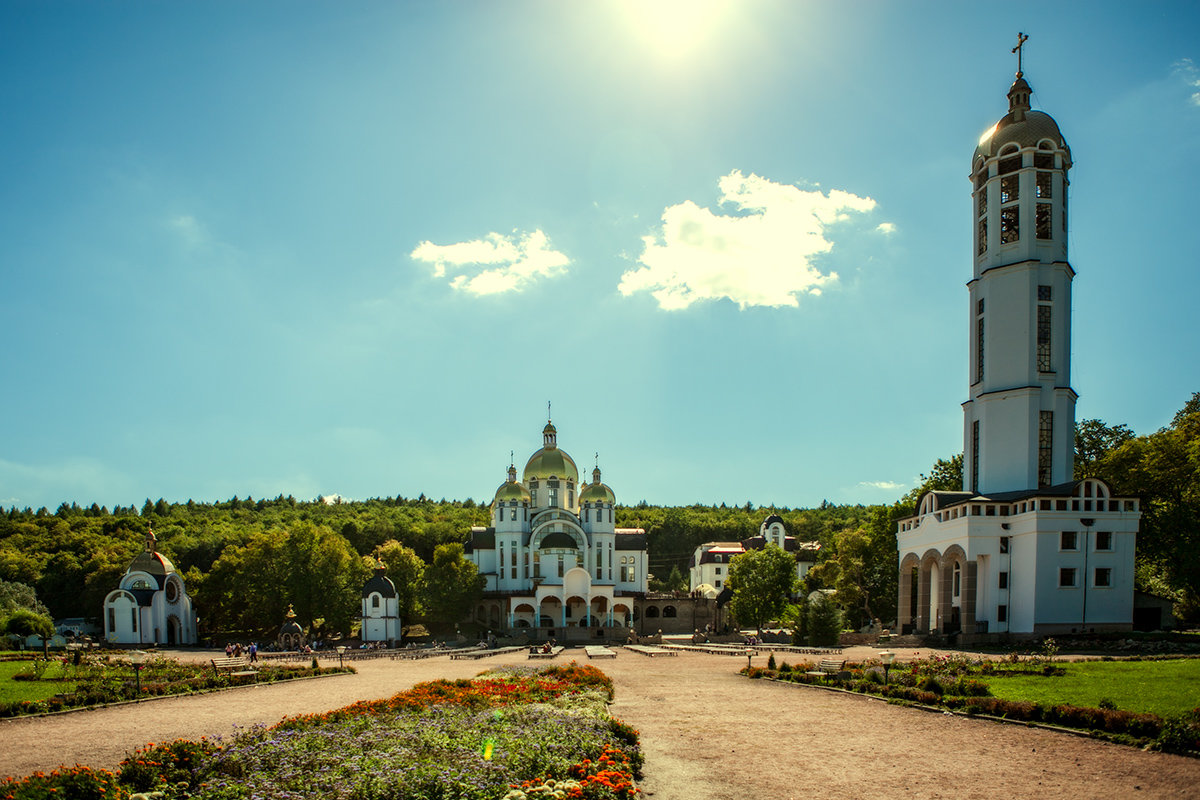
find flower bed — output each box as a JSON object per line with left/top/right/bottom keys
{"left": 0, "top": 655, "right": 351, "bottom": 718}
{"left": 1, "top": 663, "right": 642, "bottom": 800}
{"left": 744, "top": 655, "right": 1199, "bottom": 754}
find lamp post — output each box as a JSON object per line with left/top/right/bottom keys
{"left": 746, "top": 648, "right": 754, "bottom": 671}
{"left": 130, "top": 650, "right": 146, "bottom": 697}
{"left": 879, "top": 650, "right": 895, "bottom": 684}
{"left": 336, "top": 645, "right": 346, "bottom": 669}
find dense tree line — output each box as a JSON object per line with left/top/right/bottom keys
{"left": 1, "top": 392, "right": 1194, "bottom": 638}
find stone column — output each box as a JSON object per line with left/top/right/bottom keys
{"left": 898, "top": 563, "right": 913, "bottom": 633}
{"left": 916, "top": 562, "right": 931, "bottom": 633}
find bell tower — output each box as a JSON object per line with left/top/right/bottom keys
{"left": 962, "top": 35, "right": 1076, "bottom": 495}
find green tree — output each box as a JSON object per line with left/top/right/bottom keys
{"left": 372, "top": 540, "right": 426, "bottom": 622}
{"left": 1074, "top": 418, "right": 1135, "bottom": 479}
{"left": 422, "top": 543, "right": 485, "bottom": 632}
{"left": 726, "top": 545, "right": 798, "bottom": 633}
{"left": 806, "top": 593, "right": 843, "bottom": 647}
{"left": 4, "top": 608, "right": 54, "bottom": 640}
{"left": 900, "top": 454, "right": 963, "bottom": 507}
{"left": 0, "top": 579, "right": 49, "bottom": 619}
{"left": 1090, "top": 393, "right": 1200, "bottom": 621}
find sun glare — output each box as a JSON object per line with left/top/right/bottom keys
{"left": 620, "top": 0, "right": 730, "bottom": 61}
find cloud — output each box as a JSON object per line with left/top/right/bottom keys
{"left": 617, "top": 170, "right": 880, "bottom": 310}
{"left": 1173, "top": 58, "right": 1200, "bottom": 107}
{"left": 858, "top": 480, "right": 904, "bottom": 491}
{"left": 876, "top": 222, "right": 897, "bottom": 235}
{"left": 168, "top": 214, "right": 209, "bottom": 247}
{"left": 410, "top": 229, "right": 570, "bottom": 295}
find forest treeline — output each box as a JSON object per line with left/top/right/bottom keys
{"left": 1, "top": 393, "right": 1195, "bottom": 636}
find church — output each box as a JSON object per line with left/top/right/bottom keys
{"left": 464, "top": 420, "right": 649, "bottom": 638}
{"left": 896, "top": 45, "right": 1141, "bottom": 638}
{"left": 103, "top": 528, "right": 198, "bottom": 645}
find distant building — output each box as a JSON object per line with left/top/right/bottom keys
{"left": 103, "top": 528, "right": 197, "bottom": 645}
{"left": 689, "top": 515, "right": 819, "bottom": 593}
{"left": 361, "top": 560, "right": 401, "bottom": 644}
{"left": 464, "top": 419, "right": 648, "bottom": 637}
{"left": 895, "top": 55, "right": 1140, "bottom": 637}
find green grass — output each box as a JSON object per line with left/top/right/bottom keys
{"left": 0, "top": 661, "right": 77, "bottom": 704}
{"left": 983, "top": 659, "right": 1200, "bottom": 718}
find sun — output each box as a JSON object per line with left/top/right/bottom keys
{"left": 618, "top": 0, "right": 731, "bottom": 61}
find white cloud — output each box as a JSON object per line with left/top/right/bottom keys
{"left": 168, "top": 214, "right": 208, "bottom": 247}
{"left": 858, "top": 480, "right": 904, "bottom": 491}
{"left": 876, "top": 222, "right": 897, "bottom": 235}
{"left": 410, "top": 229, "right": 570, "bottom": 295}
{"left": 618, "top": 170, "right": 881, "bottom": 310}
{"left": 1173, "top": 58, "right": 1200, "bottom": 107}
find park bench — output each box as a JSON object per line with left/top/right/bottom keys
{"left": 528, "top": 645, "right": 565, "bottom": 659}
{"left": 211, "top": 656, "right": 257, "bottom": 680}
{"left": 584, "top": 645, "right": 617, "bottom": 659}
{"left": 805, "top": 658, "right": 846, "bottom": 681}
{"left": 624, "top": 645, "right": 676, "bottom": 657}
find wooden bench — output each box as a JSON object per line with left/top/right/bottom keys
{"left": 805, "top": 658, "right": 846, "bottom": 680}
{"left": 584, "top": 645, "right": 617, "bottom": 659}
{"left": 528, "top": 645, "right": 565, "bottom": 659}
{"left": 211, "top": 656, "right": 257, "bottom": 680}
{"left": 625, "top": 645, "right": 676, "bottom": 657}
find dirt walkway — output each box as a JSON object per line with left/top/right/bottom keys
{"left": 2, "top": 648, "right": 1198, "bottom": 799}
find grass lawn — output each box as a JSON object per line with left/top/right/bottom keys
{"left": 984, "top": 659, "right": 1200, "bottom": 718}
{"left": 0, "top": 661, "right": 77, "bottom": 705}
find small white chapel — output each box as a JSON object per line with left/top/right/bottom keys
{"left": 896, "top": 40, "right": 1141, "bottom": 638}
{"left": 103, "top": 527, "right": 198, "bottom": 645}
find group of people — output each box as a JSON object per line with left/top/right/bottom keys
{"left": 224, "top": 641, "right": 259, "bottom": 662}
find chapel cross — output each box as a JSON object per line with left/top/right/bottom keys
{"left": 1012, "top": 32, "right": 1029, "bottom": 77}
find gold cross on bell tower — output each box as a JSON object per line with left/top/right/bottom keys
{"left": 1012, "top": 32, "right": 1029, "bottom": 77}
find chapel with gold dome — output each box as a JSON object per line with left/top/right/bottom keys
{"left": 464, "top": 418, "right": 648, "bottom": 636}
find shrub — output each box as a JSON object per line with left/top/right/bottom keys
{"left": 918, "top": 675, "right": 944, "bottom": 696}
{"left": 1152, "top": 710, "right": 1200, "bottom": 754}
{"left": 0, "top": 765, "right": 126, "bottom": 800}
{"left": 807, "top": 595, "right": 842, "bottom": 648}
{"left": 766, "top": 653, "right": 776, "bottom": 670}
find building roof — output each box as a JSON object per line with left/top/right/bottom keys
{"left": 974, "top": 76, "right": 1070, "bottom": 163}
{"left": 362, "top": 566, "right": 398, "bottom": 599}
{"left": 615, "top": 530, "right": 646, "bottom": 550}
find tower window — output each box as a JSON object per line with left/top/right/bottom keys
{"left": 999, "top": 156, "right": 1021, "bottom": 175}
{"left": 1000, "top": 175, "right": 1019, "bottom": 204}
{"left": 978, "top": 190, "right": 987, "bottom": 218}
{"left": 1039, "top": 411, "right": 1054, "bottom": 487}
{"left": 1000, "top": 207, "right": 1019, "bottom": 244}
{"left": 1096, "top": 531, "right": 1113, "bottom": 551}
{"left": 998, "top": 571, "right": 1008, "bottom": 590}
{"left": 976, "top": 315, "right": 985, "bottom": 383}
{"left": 1094, "top": 567, "right": 1112, "bottom": 587}
{"left": 1059, "top": 567, "right": 1077, "bottom": 588}
{"left": 977, "top": 218, "right": 987, "bottom": 255}
{"left": 1037, "top": 305, "right": 1052, "bottom": 371}
{"left": 1038, "top": 285, "right": 1052, "bottom": 301}
{"left": 1036, "top": 203, "right": 1053, "bottom": 239}
{"left": 997, "top": 604, "right": 1008, "bottom": 622}
{"left": 1061, "top": 531, "right": 1078, "bottom": 551}
{"left": 1035, "top": 151, "right": 1054, "bottom": 168}
{"left": 999, "top": 536, "right": 1009, "bottom": 554}
{"left": 1036, "top": 171, "right": 1053, "bottom": 198}
{"left": 971, "top": 420, "right": 980, "bottom": 493}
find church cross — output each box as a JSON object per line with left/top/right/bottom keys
{"left": 1012, "top": 32, "right": 1029, "bottom": 77}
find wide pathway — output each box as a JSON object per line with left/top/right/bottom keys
{"left": 1, "top": 648, "right": 1198, "bottom": 799}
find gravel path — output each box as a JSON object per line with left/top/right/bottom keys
{"left": 2, "top": 647, "right": 1198, "bottom": 799}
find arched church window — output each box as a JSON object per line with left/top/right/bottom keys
{"left": 372, "top": 594, "right": 380, "bottom": 609}
{"left": 165, "top": 580, "right": 179, "bottom": 604}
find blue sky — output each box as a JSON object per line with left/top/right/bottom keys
{"left": 2, "top": 1, "right": 1197, "bottom": 512}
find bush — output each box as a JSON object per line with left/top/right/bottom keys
{"left": 766, "top": 654, "right": 776, "bottom": 670}
{"left": 1152, "top": 710, "right": 1200, "bottom": 754}
{"left": 0, "top": 765, "right": 126, "bottom": 800}
{"left": 807, "top": 595, "right": 842, "bottom": 648}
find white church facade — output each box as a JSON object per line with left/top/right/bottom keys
{"left": 103, "top": 528, "right": 197, "bottom": 645}
{"left": 896, "top": 53, "right": 1140, "bottom": 638}
{"left": 464, "top": 420, "right": 649, "bottom": 637}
